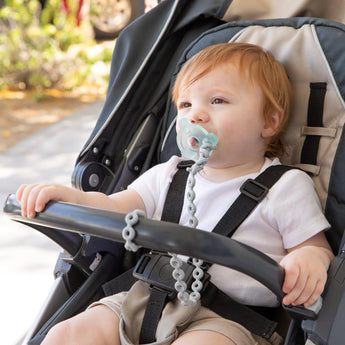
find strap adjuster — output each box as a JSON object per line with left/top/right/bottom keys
{"left": 240, "top": 179, "right": 269, "bottom": 202}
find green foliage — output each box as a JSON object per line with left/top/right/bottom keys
{"left": 0, "top": 0, "right": 114, "bottom": 91}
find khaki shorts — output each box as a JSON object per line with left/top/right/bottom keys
{"left": 89, "top": 281, "right": 283, "bottom": 345}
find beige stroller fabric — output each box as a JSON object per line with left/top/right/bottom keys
{"left": 223, "top": 0, "right": 345, "bottom": 25}
{"left": 225, "top": 22, "right": 345, "bottom": 211}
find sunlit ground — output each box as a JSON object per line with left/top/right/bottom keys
{"left": 0, "top": 88, "right": 105, "bottom": 152}
{"left": 0, "top": 100, "right": 103, "bottom": 345}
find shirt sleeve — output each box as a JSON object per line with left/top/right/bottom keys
{"left": 127, "top": 156, "right": 180, "bottom": 219}
{"left": 267, "top": 169, "right": 330, "bottom": 249}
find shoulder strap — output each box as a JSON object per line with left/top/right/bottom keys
{"left": 162, "top": 162, "right": 294, "bottom": 238}
{"left": 213, "top": 165, "right": 294, "bottom": 237}
{"left": 300, "top": 82, "right": 327, "bottom": 166}
{"left": 161, "top": 160, "right": 194, "bottom": 223}
{"left": 116, "top": 163, "right": 295, "bottom": 343}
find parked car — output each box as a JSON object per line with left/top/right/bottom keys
{"left": 90, "top": 0, "right": 145, "bottom": 39}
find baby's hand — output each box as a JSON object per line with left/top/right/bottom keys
{"left": 16, "top": 183, "right": 79, "bottom": 218}
{"left": 280, "top": 236, "right": 333, "bottom": 307}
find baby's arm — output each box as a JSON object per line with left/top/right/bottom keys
{"left": 17, "top": 183, "right": 146, "bottom": 218}
{"left": 280, "top": 231, "right": 334, "bottom": 307}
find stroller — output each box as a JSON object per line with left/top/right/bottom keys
{"left": 4, "top": 0, "right": 345, "bottom": 344}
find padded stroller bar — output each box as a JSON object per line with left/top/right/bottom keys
{"left": 3, "top": 193, "right": 285, "bottom": 301}
{"left": 4, "top": 194, "right": 83, "bottom": 257}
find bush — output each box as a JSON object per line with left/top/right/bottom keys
{"left": 0, "top": 0, "right": 113, "bottom": 91}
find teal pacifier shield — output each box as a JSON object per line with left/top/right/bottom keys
{"left": 176, "top": 118, "right": 218, "bottom": 161}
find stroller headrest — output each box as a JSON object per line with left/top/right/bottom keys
{"left": 166, "top": 18, "right": 345, "bottom": 214}
{"left": 232, "top": 22, "right": 345, "bottom": 211}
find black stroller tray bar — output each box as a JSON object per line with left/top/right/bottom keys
{"left": 4, "top": 193, "right": 284, "bottom": 300}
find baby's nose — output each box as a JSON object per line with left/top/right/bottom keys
{"left": 189, "top": 108, "right": 209, "bottom": 123}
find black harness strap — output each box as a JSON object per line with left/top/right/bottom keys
{"left": 138, "top": 161, "right": 194, "bottom": 343}
{"left": 103, "top": 162, "right": 295, "bottom": 343}
{"left": 161, "top": 163, "right": 294, "bottom": 235}
{"left": 102, "top": 266, "right": 175, "bottom": 344}
{"left": 213, "top": 165, "right": 294, "bottom": 238}
{"left": 157, "top": 162, "right": 293, "bottom": 340}
{"left": 102, "top": 268, "right": 136, "bottom": 296}
{"left": 160, "top": 160, "right": 194, "bottom": 223}
{"left": 139, "top": 288, "right": 170, "bottom": 344}
{"left": 300, "top": 82, "right": 327, "bottom": 166}
{"left": 202, "top": 283, "right": 278, "bottom": 339}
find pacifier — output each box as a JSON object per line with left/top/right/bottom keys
{"left": 176, "top": 118, "right": 218, "bottom": 161}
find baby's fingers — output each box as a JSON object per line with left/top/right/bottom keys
{"left": 17, "top": 183, "right": 40, "bottom": 218}
{"left": 286, "top": 274, "right": 316, "bottom": 306}
{"left": 282, "top": 274, "right": 308, "bottom": 306}
{"left": 26, "top": 184, "right": 48, "bottom": 218}
{"left": 282, "top": 264, "right": 326, "bottom": 307}
{"left": 16, "top": 184, "right": 29, "bottom": 205}
{"left": 281, "top": 260, "right": 310, "bottom": 306}
{"left": 281, "top": 260, "right": 299, "bottom": 295}
{"left": 17, "top": 183, "right": 56, "bottom": 218}
{"left": 302, "top": 279, "right": 324, "bottom": 307}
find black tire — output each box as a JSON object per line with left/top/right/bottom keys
{"left": 90, "top": 0, "right": 141, "bottom": 39}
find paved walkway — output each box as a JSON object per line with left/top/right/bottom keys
{"left": 0, "top": 100, "right": 103, "bottom": 345}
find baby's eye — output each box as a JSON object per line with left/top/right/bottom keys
{"left": 178, "top": 102, "right": 191, "bottom": 109}
{"left": 211, "top": 98, "right": 226, "bottom": 104}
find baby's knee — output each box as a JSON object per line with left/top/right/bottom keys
{"left": 41, "top": 319, "right": 75, "bottom": 344}
{"left": 42, "top": 307, "right": 121, "bottom": 345}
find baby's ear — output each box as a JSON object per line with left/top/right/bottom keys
{"left": 261, "top": 110, "right": 283, "bottom": 138}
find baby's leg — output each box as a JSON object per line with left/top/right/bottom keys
{"left": 41, "top": 305, "right": 121, "bottom": 345}
{"left": 172, "top": 330, "right": 236, "bottom": 345}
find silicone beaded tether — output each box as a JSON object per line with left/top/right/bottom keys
{"left": 170, "top": 118, "right": 218, "bottom": 306}
{"left": 177, "top": 118, "right": 218, "bottom": 161}
{"left": 123, "top": 119, "right": 218, "bottom": 306}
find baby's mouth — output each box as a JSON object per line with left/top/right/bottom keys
{"left": 190, "top": 137, "right": 200, "bottom": 150}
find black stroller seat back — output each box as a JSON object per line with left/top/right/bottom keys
{"left": 72, "top": 0, "right": 231, "bottom": 195}
{"left": 160, "top": 17, "right": 345, "bottom": 254}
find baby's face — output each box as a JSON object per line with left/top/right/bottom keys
{"left": 176, "top": 63, "right": 269, "bottom": 168}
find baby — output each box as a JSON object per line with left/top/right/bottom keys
{"left": 17, "top": 42, "right": 333, "bottom": 345}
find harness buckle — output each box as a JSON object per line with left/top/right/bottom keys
{"left": 133, "top": 252, "right": 209, "bottom": 299}
{"left": 240, "top": 179, "right": 269, "bottom": 201}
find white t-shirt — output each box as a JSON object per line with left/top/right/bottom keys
{"left": 128, "top": 156, "right": 330, "bottom": 307}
